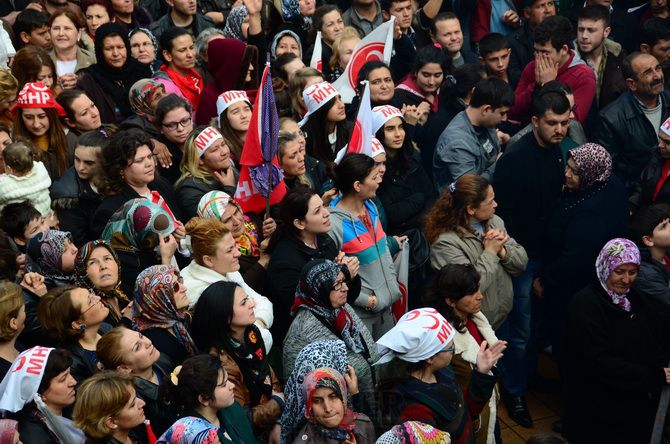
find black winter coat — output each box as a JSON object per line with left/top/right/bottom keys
{"left": 266, "top": 232, "right": 361, "bottom": 342}
{"left": 634, "top": 149, "right": 670, "bottom": 208}
{"left": 507, "top": 25, "right": 533, "bottom": 83}
{"left": 377, "top": 152, "right": 436, "bottom": 236}
{"left": 492, "top": 132, "right": 565, "bottom": 259}
{"left": 593, "top": 90, "right": 670, "bottom": 192}
{"left": 564, "top": 283, "right": 668, "bottom": 444}
{"left": 174, "top": 176, "right": 237, "bottom": 221}
{"left": 50, "top": 166, "right": 103, "bottom": 247}
{"left": 14, "top": 404, "right": 60, "bottom": 444}
{"left": 540, "top": 176, "right": 629, "bottom": 356}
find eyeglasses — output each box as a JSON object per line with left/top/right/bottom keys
{"left": 332, "top": 279, "right": 347, "bottom": 291}
{"left": 80, "top": 290, "right": 100, "bottom": 316}
{"left": 162, "top": 116, "right": 192, "bottom": 131}
{"left": 171, "top": 275, "right": 184, "bottom": 293}
{"left": 439, "top": 347, "right": 455, "bottom": 354}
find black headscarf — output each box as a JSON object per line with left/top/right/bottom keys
{"left": 89, "top": 23, "right": 152, "bottom": 118}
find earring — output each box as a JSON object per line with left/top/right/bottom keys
{"left": 80, "top": 325, "right": 86, "bottom": 332}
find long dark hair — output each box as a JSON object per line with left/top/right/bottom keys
{"left": 191, "top": 281, "right": 239, "bottom": 353}
{"left": 303, "top": 96, "right": 350, "bottom": 163}
{"left": 334, "top": 153, "right": 375, "bottom": 196}
{"left": 375, "top": 116, "right": 413, "bottom": 174}
{"left": 160, "top": 354, "right": 224, "bottom": 415}
{"left": 424, "top": 263, "right": 480, "bottom": 332}
{"left": 267, "top": 186, "right": 317, "bottom": 252}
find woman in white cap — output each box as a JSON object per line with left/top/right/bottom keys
{"left": 300, "top": 81, "right": 351, "bottom": 165}
{"left": 215, "top": 90, "right": 252, "bottom": 167}
{"left": 0, "top": 347, "right": 84, "bottom": 444}
{"left": 372, "top": 104, "right": 436, "bottom": 236}
{"left": 175, "top": 126, "right": 239, "bottom": 220}
{"left": 375, "top": 308, "right": 506, "bottom": 444}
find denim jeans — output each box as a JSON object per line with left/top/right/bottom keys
{"left": 496, "top": 258, "right": 541, "bottom": 397}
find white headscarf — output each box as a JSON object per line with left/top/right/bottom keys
{"left": 0, "top": 346, "right": 54, "bottom": 412}
{"left": 375, "top": 308, "right": 456, "bottom": 365}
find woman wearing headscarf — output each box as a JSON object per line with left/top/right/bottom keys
{"left": 0, "top": 347, "right": 84, "bottom": 444}
{"left": 283, "top": 259, "right": 377, "bottom": 418}
{"left": 375, "top": 308, "right": 506, "bottom": 444}
{"left": 101, "top": 199, "right": 179, "bottom": 296}
{"left": 157, "top": 416, "right": 220, "bottom": 444}
{"left": 564, "top": 238, "right": 670, "bottom": 444}
{"left": 25, "top": 230, "right": 79, "bottom": 289}
{"left": 123, "top": 78, "right": 167, "bottom": 138}
{"left": 538, "top": 143, "right": 629, "bottom": 363}
{"left": 134, "top": 264, "right": 196, "bottom": 367}
{"left": 77, "top": 23, "right": 152, "bottom": 124}
{"left": 129, "top": 28, "right": 162, "bottom": 73}
{"left": 197, "top": 190, "right": 275, "bottom": 293}
{"left": 292, "top": 367, "right": 375, "bottom": 444}
{"left": 74, "top": 240, "right": 131, "bottom": 327}
{"left": 281, "top": 340, "right": 351, "bottom": 443}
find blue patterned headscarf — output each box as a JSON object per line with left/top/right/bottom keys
{"left": 157, "top": 416, "right": 219, "bottom": 444}
{"left": 101, "top": 199, "right": 174, "bottom": 254}
{"left": 595, "top": 238, "right": 641, "bottom": 312}
{"left": 281, "top": 340, "right": 349, "bottom": 443}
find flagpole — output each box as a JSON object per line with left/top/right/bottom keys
{"left": 264, "top": 57, "right": 272, "bottom": 218}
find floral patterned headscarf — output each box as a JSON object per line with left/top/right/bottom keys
{"left": 595, "top": 238, "right": 640, "bottom": 312}
{"left": 376, "top": 421, "right": 451, "bottom": 444}
{"left": 569, "top": 143, "right": 612, "bottom": 190}
{"left": 223, "top": 6, "right": 248, "bottom": 40}
{"left": 129, "top": 78, "right": 165, "bottom": 120}
{"left": 157, "top": 416, "right": 220, "bottom": 444}
{"left": 303, "top": 367, "right": 358, "bottom": 441}
{"left": 25, "top": 230, "right": 75, "bottom": 284}
{"left": 197, "top": 190, "right": 260, "bottom": 257}
{"left": 134, "top": 265, "right": 197, "bottom": 355}
{"left": 102, "top": 199, "right": 175, "bottom": 255}
{"left": 281, "top": 340, "right": 350, "bottom": 443}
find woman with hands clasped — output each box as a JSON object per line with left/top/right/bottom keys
{"left": 376, "top": 308, "right": 506, "bottom": 444}
{"left": 425, "top": 174, "right": 527, "bottom": 330}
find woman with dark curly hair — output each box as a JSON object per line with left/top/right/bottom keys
{"left": 424, "top": 174, "right": 527, "bottom": 330}
{"left": 91, "top": 128, "right": 182, "bottom": 237}
{"left": 424, "top": 263, "right": 503, "bottom": 444}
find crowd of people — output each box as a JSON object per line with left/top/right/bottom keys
{"left": 0, "top": 0, "right": 670, "bottom": 442}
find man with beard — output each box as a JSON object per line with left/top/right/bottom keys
{"left": 492, "top": 89, "right": 570, "bottom": 429}
{"left": 575, "top": 5, "right": 626, "bottom": 109}
{"left": 594, "top": 52, "right": 670, "bottom": 194}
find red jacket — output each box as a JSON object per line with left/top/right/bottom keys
{"left": 509, "top": 50, "right": 596, "bottom": 124}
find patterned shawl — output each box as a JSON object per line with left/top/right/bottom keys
{"left": 281, "top": 340, "right": 349, "bottom": 443}
{"left": 133, "top": 264, "right": 197, "bottom": 355}
{"left": 292, "top": 259, "right": 364, "bottom": 354}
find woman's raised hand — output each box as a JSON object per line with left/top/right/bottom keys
{"left": 475, "top": 340, "right": 507, "bottom": 374}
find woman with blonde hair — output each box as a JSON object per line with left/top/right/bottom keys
{"left": 181, "top": 217, "right": 274, "bottom": 350}
{"left": 175, "top": 126, "right": 238, "bottom": 219}
{"left": 424, "top": 174, "right": 527, "bottom": 330}
{"left": 288, "top": 67, "right": 324, "bottom": 118}
{"left": 328, "top": 27, "right": 360, "bottom": 83}
{"left": 73, "top": 371, "right": 149, "bottom": 443}
{"left": 0, "top": 69, "right": 17, "bottom": 127}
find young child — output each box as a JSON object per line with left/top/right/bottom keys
{"left": 631, "top": 204, "right": 670, "bottom": 308}
{"left": 0, "top": 141, "right": 52, "bottom": 217}
{"left": 478, "top": 32, "right": 519, "bottom": 89}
